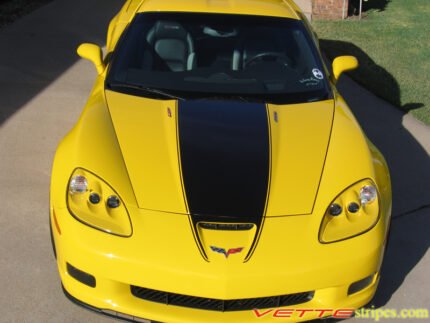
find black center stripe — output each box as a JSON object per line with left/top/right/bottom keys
{"left": 178, "top": 100, "right": 270, "bottom": 224}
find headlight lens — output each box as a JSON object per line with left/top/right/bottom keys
{"left": 319, "top": 179, "right": 379, "bottom": 243}
{"left": 67, "top": 168, "right": 132, "bottom": 236}
{"left": 360, "top": 185, "right": 377, "bottom": 205}
{"left": 69, "top": 175, "right": 88, "bottom": 194}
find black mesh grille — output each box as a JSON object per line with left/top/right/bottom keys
{"left": 198, "top": 223, "right": 254, "bottom": 231}
{"left": 131, "top": 286, "right": 313, "bottom": 312}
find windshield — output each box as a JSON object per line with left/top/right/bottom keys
{"left": 106, "top": 12, "right": 331, "bottom": 104}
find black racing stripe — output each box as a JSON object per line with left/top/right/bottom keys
{"left": 178, "top": 100, "right": 269, "bottom": 224}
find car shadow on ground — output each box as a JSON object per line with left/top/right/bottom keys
{"left": 349, "top": 0, "right": 391, "bottom": 16}
{"left": 1, "top": 2, "right": 428, "bottom": 318}
{"left": 0, "top": 0, "right": 123, "bottom": 125}
{"left": 321, "top": 39, "right": 430, "bottom": 308}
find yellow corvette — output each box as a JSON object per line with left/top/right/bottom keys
{"left": 50, "top": 0, "right": 392, "bottom": 322}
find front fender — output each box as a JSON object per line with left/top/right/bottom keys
{"left": 50, "top": 77, "right": 137, "bottom": 211}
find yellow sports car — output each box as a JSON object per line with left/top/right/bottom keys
{"left": 50, "top": 0, "right": 392, "bottom": 322}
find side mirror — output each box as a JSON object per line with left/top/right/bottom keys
{"left": 332, "top": 56, "right": 359, "bottom": 83}
{"left": 77, "top": 43, "right": 105, "bottom": 75}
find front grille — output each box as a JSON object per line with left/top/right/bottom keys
{"left": 131, "top": 286, "right": 313, "bottom": 312}
{"left": 199, "top": 222, "right": 254, "bottom": 231}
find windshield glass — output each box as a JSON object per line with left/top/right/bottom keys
{"left": 106, "top": 12, "right": 331, "bottom": 104}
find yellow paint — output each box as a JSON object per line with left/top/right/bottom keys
{"left": 50, "top": 1, "right": 392, "bottom": 322}
{"left": 197, "top": 223, "right": 257, "bottom": 263}
{"left": 67, "top": 168, "right": 132, "bottom": 237}
{"left": 332, "top": 56, "right": 359, "bottom": 82}
{"left": 106, "top": 91, "right": 187, "bottom": 213}
{"left": 320, "top": 179, "right": 380, "bottom": 243}
{"left": 137, "top": 0, "right": 300, "bottom": 19}
{"left": 77, "top": 43, "right": 105, "bottom": 75}
{"left": 267, "top": 100, "right": 333, "bottom": 216}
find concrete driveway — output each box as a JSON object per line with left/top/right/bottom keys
{"left": 0, "top": 0, "right": 428, "bottom": 322}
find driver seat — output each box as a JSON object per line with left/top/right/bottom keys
{"left": 232, "top": 30, "right": 284, "bottom": 70}
{"left": 145, "top": 21, "right": 196, "bottom": 72}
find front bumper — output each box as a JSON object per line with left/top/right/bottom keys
{"left": 51, "top": 205, "right": 387, "bottom": 323}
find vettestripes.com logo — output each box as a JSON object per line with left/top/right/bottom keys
{"left": 252, "top": 307, "right": 429, "bottom": 321}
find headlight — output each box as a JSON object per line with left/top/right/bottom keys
{"left": 69, "top": 175, "right": 88, "bottom": 194}
{"left": 67, "top": 168, "right": 132, "bottom": 236}
{"left": 319, "top": 179, "right": 379, "bottom": 243}
{"left": 360, "top": 185, "right": 377, "bottom": 205}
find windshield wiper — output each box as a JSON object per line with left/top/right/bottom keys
{"left": 108, "top": 82, "right": 185, "bottom": 101}
{"left": 196, "top": 94, "right": 255, "bottom": 103}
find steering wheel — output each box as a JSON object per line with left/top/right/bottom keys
{"left": 244, "top": 52, "right": 292, "bottom": 69}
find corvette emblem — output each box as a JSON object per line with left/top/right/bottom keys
{"left": 210, "top": 246, "right": 244, "bottom": 258}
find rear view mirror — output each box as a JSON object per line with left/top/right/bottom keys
{"left": 77, "top": 43, "right": 105, "bottom": 75}
{"left": 332, "top": 56, "right": 359, "bottom": 83}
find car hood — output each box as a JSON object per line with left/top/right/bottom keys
{"left": 105, "top": 90, "right": 334, "bottom": 218}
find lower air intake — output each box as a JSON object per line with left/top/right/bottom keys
{"left": 131, "top": 286, "right": 313, "bottom": 312}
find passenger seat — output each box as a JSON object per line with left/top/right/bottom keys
{"left": 146, "top": 21, "right": 196, "bottom": 72}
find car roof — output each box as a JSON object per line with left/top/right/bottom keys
{"left": 137, "top": 0, "right": 301, "bottom": 20}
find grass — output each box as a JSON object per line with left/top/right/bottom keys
{"left": 0, "top": 0, "right": 53, "bottom": 29}
{"left": 313, "top": 0, "right": 430, "bottom": 125}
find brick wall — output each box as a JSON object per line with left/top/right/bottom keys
{"left": 312, "top": 0, "right": 349, "bottom": 19}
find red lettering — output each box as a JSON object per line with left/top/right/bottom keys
{"left": 273, "top": 309, "right": 294, "bottom": 318}
{"left": 296, "top": 309, "right": 314, "bottom": 318}
{"left": 333, "top": 309, "right": 355, "bottom": 319}
{"left": 253, "top": 309, "right": 273, "bottom": 318}
{"left": 315, "top": 309, "right": 333, "bottom": 318}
